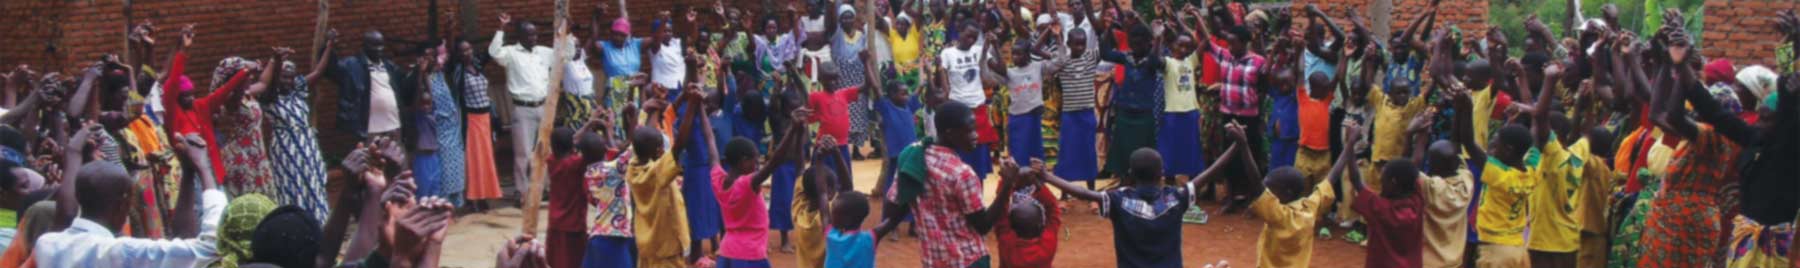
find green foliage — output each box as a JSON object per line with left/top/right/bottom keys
{"left": 1488, "top": 0, "right": 1704, "bottom": 55}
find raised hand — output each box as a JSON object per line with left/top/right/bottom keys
{"left": 1409, "top": 107, "right": 1437, "bottom": 134}
{"left": 499, "top": 13, "right": 513, "bottom": 26}
{"left": 180, "top": 24, "right": 196, "bottom": 48}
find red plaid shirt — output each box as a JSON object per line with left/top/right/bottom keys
{"left": 1208, "top": 44, "right": 1265, "bottom": 116}
{"left": 888, "top": 145, "right": 989, "bottom": 268}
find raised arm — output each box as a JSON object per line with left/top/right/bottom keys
{"left": 1329, "top": 122, "right": 1365, "bottom": 191}
{"left": 751, "top": 109, "right": 811, "bottom": 187}
{"left": 64, "top": 66, "right": 103, "bottom": 119}
{"left": 1451, "top": 83, "right": 1487, "bottom": 161}
{"left": 1533, "top": 64, "right": 1562, "bottom": 147}
{"left": 1035, "top": 159, "right": 1104, "bottom": 201}
{"left": 308, "top": 32, "right": 337, "bottom": 84}
{"left": 1191, "top": 122, "right": 1249, "bottom": 191}
{"left": 965, "top": 158, "right": 1022, "bottom": 235}
{"left": 248, "top": 49, "right": 290, "bottom": 97}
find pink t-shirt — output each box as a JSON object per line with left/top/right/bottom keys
{"left": 713, "top": 165, "right": 770, "bottom": 260}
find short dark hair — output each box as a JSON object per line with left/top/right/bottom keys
{"left": 0, "top": 126, "right": 25, "bottom": 153}
{"left": 552, "top": 127, "right": 577, "bottom": 156}
{"left": 1497, "top": 124, "right": 1534, "bottom": 150}
{"left": 830, "top": 191, "right": 870, "bottom": 231}
{"left": 1382, "top": 159, "right": 1420, "bottom": 197}
{"left": 252, "top": 206, "right": 322, "bottom": 268}
{"left": 0, "top": 161, "right": 20, "bottom": 192}
{"left": 723, "top": 137, "right": 760, "bottom": 167}
{"left": 935, "top": 102, "right": 973, "bottom": 131}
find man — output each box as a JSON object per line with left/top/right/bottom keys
{"left": 326, "top": 30, "right": 410, "bottom": 140}
{"left": 37, "top": 129, "right": 224, "bottom": 267}
{"left": 489, "top": 13, "right": 557, "bottom": 196}
{"left": 876, "top": 102, "right": 1021, "bottom": 268}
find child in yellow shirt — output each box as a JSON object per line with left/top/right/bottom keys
{"left": 1250, "top": 122, "right": 1361, "bottom": 268}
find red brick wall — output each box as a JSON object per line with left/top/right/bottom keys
{"left": 1701, "top": 0, "right": 1790, "bottom": 67}
{"left": 1288, "top": 0, "right": 1489, "bottom": 42}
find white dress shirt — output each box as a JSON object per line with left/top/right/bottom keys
{"left": 488, "top": 31, "right": 557, "bottom": 102}
{"left": 35, "top": 189, "right": 228, "bottom": 268}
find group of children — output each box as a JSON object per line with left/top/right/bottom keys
{"left": 553, "top": 0, "right": 1800, "bottom": 267}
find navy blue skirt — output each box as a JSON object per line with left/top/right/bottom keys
{"left": 1158, "top": 111, "right": 1207, "bottom": 177}
{"left": 1007, "top": 113, "right": 1045, "bottom": 166}
{"left": 769, "top": 163, "right": 799, "bottom": 230}
{"left": 683, "top": 165, "right": 723, "bottom": 239}
{"left": 581, "top": 236, "right": 637, "bottom": 268}
{"left": 1056, "top": 110, "right": 1099, "bottom": 181}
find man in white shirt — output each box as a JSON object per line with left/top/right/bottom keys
{"left": 37, "top": 132, "right": 226, "bottom": 268}
{"left": 489, "top": 13, "right": 556, "bottom": 196}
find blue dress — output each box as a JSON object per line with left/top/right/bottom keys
{"left": 428, "top": 74, "right": 468, "bottom": 206}
{"left": 679, "top": 104, "right": 724, "bottom": 239}
{"left": 266, "top": 77, "right": 331, "bottom": 222}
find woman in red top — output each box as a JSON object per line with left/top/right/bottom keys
{"left": 160, "top": 26, "right": 249, "bottom": 181}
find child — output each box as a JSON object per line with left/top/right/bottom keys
{"left": 711, "top": 109, "right": 806, "bottom": 268}
{"left": 675, "top": 85, "right": 723, "bottom": 265}
{"left": 1347, "top": 121, "right": 1425, "bottom": 268}
{"left": 996, "top": 162, "right": 1062, "bottom": 268}
{"left": 1294, "top": 51, "right": 1350, "bottom": 192}
{"left": 871, "top": 78, "right": 922, "bottom": 239}
{"left": 1476, "top": 65, "right": 1562, "bottom": 268}
{"left": 824, "top": 191, "right": 875, "bottom": 268}
{"left": 937, "top": 20, "right": 996, "bottom": 178}
{"left": 1247, "top": 121, "right": 1355, "bottom": 268}
{"left": 1045, "top": 27, "right": 1103, "bottom": 192}
{"left": 1157, "top": 28, "right": 1209, "bottom": 184}
{"left": 1037, "top": 122, "right": 1256, "bottom": 268}
{"left": 581, "top": 111, "right": 640, "bottom": 268}
{"left": 1414, "top": 84, "right": 1480, "bottom": 268}
{"left": 806, "top": 66, "right": 860, "bottom": 177}
{"left": 1572, "top": 127, "right": 1616, "bottom": 268}
{"left": 794, "top": 140, "right": 845, "bottom": 268}
{"left": 993, "top": 39, "right": 1054, "bottom": 167}
{"left": 625, "top": 91, "right": 707, "bottom": 267}
{"left": 545, "top": 126, "right": 588, "bottom": 268}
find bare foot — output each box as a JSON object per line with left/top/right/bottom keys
{"left": 779, "top": 243, "right": 796, "bottom": 254}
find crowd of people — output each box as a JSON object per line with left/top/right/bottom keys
{"left": 0, "top": 0, "right": 1796, "bottom": 267}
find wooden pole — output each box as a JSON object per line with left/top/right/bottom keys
{"left": 521, "top": 0, "right": 571, "bottom": 235}
{"left": 310, "top": 0, "right": 329, "bottom": 128}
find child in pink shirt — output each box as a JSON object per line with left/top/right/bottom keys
{"left": 712, "top": 113, "right": 808, "bottom": 267}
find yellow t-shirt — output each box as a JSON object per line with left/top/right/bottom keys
{"left": 1476, "top": 155, "right": 1536, "bottom": 246}
{"left": 1528, "top": 137, "right": 1583, "bottom": 252}
{"left": 1252, "top": 178, "right": 1337, "bottom": 268}
{"left": 1420, "top": 168, "right": 1474, "bottom": 267}
{"left": 1571, "top": 139, "right": 1619, "bottom": 234}
{"left": 627, "top": 153, "right": 690, "bottom": 266}
{"left": 1162, "top": 55, "right": 1201, "bottom": 112}
{"left": 1367, "top": 86, "right": 1430, "bottom": 191}
{"left": 1469, "top": 87, "right": 1497, "bottom": 151}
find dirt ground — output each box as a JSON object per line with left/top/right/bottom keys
{"left": 439, "top": 158, "right": 1369, "bottom": 267}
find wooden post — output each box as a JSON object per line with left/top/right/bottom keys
{"left": 521, "top": 0, "right": 571, "bottom": 235}
{"left": 310, "top": 0, "right": 329, "bottom": 128}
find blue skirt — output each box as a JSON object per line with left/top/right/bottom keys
{"left": 717, "top": 257, "right": 772, "bottom": 268}
{"left": 1158, "top": 111, "right": 1207, "bottom": 177}
{"left": 1056, "top": 109, "right": 1099, "bottom": 181}
{"left": 411, "top": 153, "right": 443, "bottom": 197}
{"left": 1007, "top": 113, "right": 1045, "bottom": 166}
{"left": 581, "top": 236, "right": 637, "bottom": 268}
{"left": 684, "top": 166, "right": 723, "bottom": 238}
{"left": 769, "top": 163, "right": 799, "bottom": 230}
{"left": 958, "top": 144, "right": 993, "bottom": 179}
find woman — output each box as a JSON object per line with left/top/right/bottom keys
{"left": 266, "top": 47, "right": 332, "bottom": 222}
{"left": 425, "top": 44, "right": 467, "bottom": 207}
{"left": 449, "top": 38, "right": 504, "bottom": 209}
{"left": 829, "top": 4, "right": 876, "bottom": 159}
{"left": 212, "top": 57, "right": 276, "bottom": 197}
{"left": 213, "top": 194, "right": 277, "bottom": 268}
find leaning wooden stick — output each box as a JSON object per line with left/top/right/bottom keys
{"left": 521, "top": 0, "right": 571, "bottom": 234}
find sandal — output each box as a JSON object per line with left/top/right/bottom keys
{"left": 1343, "top": 229, "right": 1367, "bottom": 245}
{"left": 1182, "top": 204, "right": 1209, "bottom": 224}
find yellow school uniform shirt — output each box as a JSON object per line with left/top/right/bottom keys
{"left": 1252, "top": 178, "right": 1337, "bottom": 268}
{"left": 1527, "top": 137, "right": 1582, "bottom": 252}
{"left": 1570, "top": 139, "right": 1619, "bottom": 234}
{"left": 1477, "top": 154, "right": 1537, "bottom": 246}
{"left": 1420, "top": 168, "right": 1474, "bottom": 268}
{"left": 1468, "top": 87, "right": 1497, "bottom": 151}
{"left": 1162, "top": 54, "right": 1201, "bottom": 112}
{"left": 1367, "top": 86, "right": 1431, "bottom": 191}
{"left": 627, "top": 153, "right": 691, "bottom": 266}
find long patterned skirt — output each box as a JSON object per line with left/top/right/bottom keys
{"left": 1640, "top": 192, "right": 1725, "bottom": 268}
{"left": 219, "top": 101, "right": 276, "bottom": 197}
{"left": 1609, "top": 174, "right": 1662, "bottom": 268}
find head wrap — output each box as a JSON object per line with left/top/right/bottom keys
{"left": 173, "top": 75, "right": 195, "bottom": 93}
{"left": 1036, "top": 14, "right": 1055, "bottom": 27}
{"left": 612, "top": 17, "right": 632, "bottom": 34}
{"left": 1704, "top": 59, "right": 1736, "bottom": 86}
{"left": 212, "top": 56, "right": 257, "bottom": 90}
{"left": 839, "top": 4, "right": 856, "bottom": 17}
{"left": 1738, "top": 65, "right": 1779, "bottom": 101}
{"left": 897, "top": 13, "right": 913, "bottom": 25}
{"left": 215, "top": 194, "right": 278, "bottom": 268}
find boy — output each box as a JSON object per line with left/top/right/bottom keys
{"left": 1035, "top": 122, "right": 1256, "bottom": 268}
{"left": 1295, "top": 51, "right": 1351, "bottom": 191}
{"left": 825, "top": 191, "right": 875, "bottom": 268}
{"left": 1572, "top": 127, "right": 1616, "bottom": 268}
{"left": 995, "top": 163, "right": 1062, "bottom": 268}
{"left": 1415, "top": 83, "right": 1481, "bottom": 268}
{"left": 871, "top": 78, "right": 922, "bottom": 240}
{"left": 1248, "top": 121, "right": 1357, "bottom": 268}
{"left": 1349, "top": 136, "right": 1426, "bottom": 268}
{"left": 626, "top": 91, "right": 707, "bottom": 267}
{"left": 1474, "top": 64, "right": 1561, "bottom": 268}
{"left": 546, "top": 125, "right": 589, "bottom": 268}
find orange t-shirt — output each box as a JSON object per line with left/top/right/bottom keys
{"left": 1297, "top": 87, "right": 1334, "bottom": 150}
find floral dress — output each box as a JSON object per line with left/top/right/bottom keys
{"left": 427, "top": 74, "right": 467, "bottom": 205}
{"left": 218, "top": 98, "right": 275, "bottom": 197}
{"left": 1640, "top": 125, "right": 1741, "bottom": 268}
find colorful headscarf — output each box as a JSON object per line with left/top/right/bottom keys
{"left": 212, "top": 56, "right": 257, "bottom": 90}
{"left": 613, "top": 17, "right": 632, "bottom": 34}
{"left": 214, "top": 194, "right": 277, "bottom": 268}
